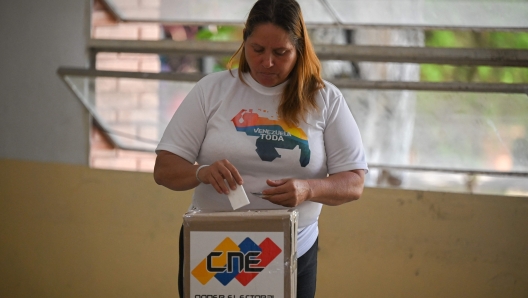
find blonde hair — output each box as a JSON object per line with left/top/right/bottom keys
{"left": 227, "top": 0, "right": 324, "bottom": 127}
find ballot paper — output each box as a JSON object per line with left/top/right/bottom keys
{"left": 226, "top": 182, "right": 250, "bottom": 210}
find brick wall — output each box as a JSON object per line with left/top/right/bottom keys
{"left": 90, "top": 0, "right": 162, "bottom": 172}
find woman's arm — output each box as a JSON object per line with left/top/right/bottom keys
{"left": 154, "top": 150, "right": 243, "bottom": 194}
{"left": 261, "top": 169, "right": 365, "bottom": 207}
{"left": 153, "top": 150, "right": 201, "bottom": 191}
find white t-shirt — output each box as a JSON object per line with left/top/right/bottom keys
{"left": 157, "top": 70, "right": 368, "bottom": 256}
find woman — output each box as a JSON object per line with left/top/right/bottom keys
{"left": 154, "top": 0, "right": 368, "bottom": 297}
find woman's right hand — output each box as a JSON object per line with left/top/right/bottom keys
{"left": 196, "top": 159, "right": 243, "bottom": 195}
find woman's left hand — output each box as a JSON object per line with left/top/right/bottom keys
{"left": 259, "top": 170, "right": 365, "bottom": 207}
{"left": 261, "top": 179, "right": 313, "bottom": 207}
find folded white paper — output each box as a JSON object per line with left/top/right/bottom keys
{"left": 226, "top": 182, "right": 250, "bottom": 210}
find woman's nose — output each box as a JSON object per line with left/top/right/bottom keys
{"left": 261, "top": 53, "right": 273, "bottom": 68}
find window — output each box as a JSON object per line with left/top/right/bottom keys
{"left": 58, "top": 0, "right": 528, "bottom": 196}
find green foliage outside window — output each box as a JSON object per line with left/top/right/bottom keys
{"left": 421, "top": 31, "right": 528, "bottom": 83}
{"left": 196, "top": 26, "right": 243, "bottom": 72}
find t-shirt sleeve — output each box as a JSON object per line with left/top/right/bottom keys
{"left": 155, "top": 83, "right": 207, "bottom": 164}
{"left": 324, "top": 92, "right": 369, "bottom": 175}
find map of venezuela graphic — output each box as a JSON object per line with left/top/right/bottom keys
{"left": 231, "top": 109, "right": 310, "bottom": 167}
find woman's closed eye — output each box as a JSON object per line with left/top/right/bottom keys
{"left": 251, "top": 45, "right": 264, "bottom": 53}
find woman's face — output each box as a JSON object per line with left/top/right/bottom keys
{"left": 244, "top": 23, "right": 298, "bottom": 87}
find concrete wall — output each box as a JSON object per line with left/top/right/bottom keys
{"left": 0, "top": 0, "right": 89, "bottom": 165}
{"left": 1, "top": 159, "right": 527, "bottom": 298}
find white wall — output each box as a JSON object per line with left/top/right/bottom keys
{"left": 0, "top": 0, "right": 89, "bottom": 165}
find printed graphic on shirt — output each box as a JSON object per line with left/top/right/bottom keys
{"left": 231, "top": 109, "right": 310, "bottom": 167}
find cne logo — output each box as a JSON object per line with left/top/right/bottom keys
{"left": 192, "top": 237, "right": 282, "bottom": 286}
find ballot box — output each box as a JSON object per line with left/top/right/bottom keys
{"left": 183, "top": 209, "right": 298, "bottom": 298}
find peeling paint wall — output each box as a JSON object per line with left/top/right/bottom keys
{"left": 1, "top": 159, "right": 527, "bottom": 297}
{"left": 318, "top": 188, "right": 528, "bottom": 297}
